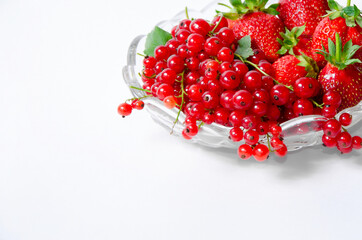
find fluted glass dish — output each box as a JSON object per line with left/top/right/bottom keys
{"left": 122, "top": 0, "right": 362, "bottom": 152}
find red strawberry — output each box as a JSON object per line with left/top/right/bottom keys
{"left": 317, "top": 33, "right": 362, "bottom": 110}
{"left": 220, "top": 0, "right": 284, "bottom": 62}
{"left": 277, "top": 25, "right": 313, "bottom": 57}
{"left": 311, "top": 0, "right": 362, "bottom": 67}
{"left": 347, "top": 25, "right": 362, "bottom": 67}
{"left": 272, "top": 54, "right": 319, "bottom": 86}
{"left": 278, "top": 0, "right": 329, "bottom": 36}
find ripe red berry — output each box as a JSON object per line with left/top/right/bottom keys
{"left": 219, "top": 70, "right": 240, "bottom": 90}
{"left": 336, "top": 132, "right": 352, "bottom": 149}
{"left": 322, "top": 134, "right": 337, "bottom": 148}
{"left": 188, "top": 84, "right": 204, "bottom": 102}
{"left": 202, "top": 112, "right": 215, "bottom": 125}
{"left": 229, "top": 127, "right": 244, "bottom": 142}
{"left": 270, "top": 85, "right": 290, "bottom": 106}
{"left": 258, "top": 60, "right": 274, "bottom": 76}
{"left": 211, "top": 16, "right": 228, "bottom": 33}
{"left": 217, "top": 47, "right": 234, "bottom": 62}
{"left": 214, "top": 108, "right": 230, "bottom": 126}
{"left": 131, "top": 100, "right": 144, "bottom": 110}
{"left": 167, "top": 54, "right": 185, "bottom": 73}
{"left": 352, "top": 136, "right": 362, "bottom": 149}
{"left": 293, "top": 77, "right": 316, "bottom": 99}
{"left": 248, "top": 49, "right": 266, "bottom": 64}
{"left": 322, "top": 105, "right": 337, "bottom": 119}
{"left": 182, "top": 128, "right": 193, "bottom": 140}
{"left": 269, "top": 124, "right": 282, "bottom": 137}
{"left": 233, "top": 90, "right": 253, "bottom": 110}
{"left": 323, "top": 90, "right": 342, "bottom": 107}
{"left": 323, "top": 119, "right": 341, "bottom": 138}
{"left": 339, "top": 113, "right": 352, "bottom": 126}
{"left": 270, "top": 136, "right": 284, "bottom": 150}
{"left": 244, "top": 70, "right": 263, "bottom": 91}
{"left": 216, "top": 27, "right": 235, "bottom": 45}
{"left": 204, "top": 37, "right": 223, "bottom": 56}
{"left": 238, "top": 144, "right": 253, "bottom": 160}
{"left": 156, "top": 83, "right": 174, "bottom": 100}
{"left": 154, "top": 45, "right": 170, "bottom": 61}
{"left": 220, "top": 90, "right": 236, "bottom": 110}
{"left": 186, "top": 33, "right": 205, "bottom": 53}
{"left": 253, "top": 144, "right": 270, "bottom": 162}
{"left": 118, "top": 103, "right": 132, "bottom": 117}
{"left": 202, "top": 91, "right": 219, "bottom": 109}
{"left": 275, "top": 144, "right": 288, "bottom": 157}
{"left": 232, "top": 61, "right": 249, "bottom": 79}
{"left": 229, "top": 110, "right": 247, "bottom": 127}
{"left": 189, "top": 18, "right": 211, "bottom": 37}
{"left": 244, "top": 129, "right": 259, "bottom": 145}
{"left": 185, "top": 123, "right": 199, "bottom": 137}
{"left": 293, "top": 99, "right": 314, "bottom": 117}
{"left": 163, "top": 95, "right": 177, "bottom": 109}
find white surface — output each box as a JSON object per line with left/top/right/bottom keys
{"left": 1, "top": 0, "right": 362, "bottom": 239}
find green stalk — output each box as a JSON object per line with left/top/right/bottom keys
{"left": 347, "top": 0, "right": 351, "bottom": 7}
{"left": 185, "top": 7, "right": 190, "bottom": 20}
{"left": 335, "top": 33, "right": 341, "bottom": 63}
{"left": 130, "top": 86, "right": 151, "bottom": 93}
{"left": 171, "top": 72, "right": 187, "bottom": 134}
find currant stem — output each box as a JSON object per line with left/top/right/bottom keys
{"left": 198, "top": 121, "right": 204, "bottom": 129}
{"left": 171, "top": 71, "right": 186, "bottom": 134}
{"left": 311, "top": 99, "right": 324, "bottom": 109}
{"left": 137, "top": 53, "right": 147, "bottom": 57}
{"left": 185, "top": 7, "right": 190, "bottom": 20}
{"left": 126, "top": 95, "right": 150, "bottom": 103}
{"left": 244, "top": 60, "right": 294, "bottom": 91}
{"left": 210, "top": 15, "right": 224, "bottom": 34}
{"left": 130, "top": 86, "right": 152, "bottom": 93}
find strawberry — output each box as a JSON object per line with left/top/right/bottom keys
{"left": 277, "top": 0, "right": 329, "bottom": 36}
{"left": 272, "top": 54, "right": 319, "bottom": 86}
{"left": 219, "top": 0, "right": 284, "bottom": 62}
{"left": 311, "top": 0, "right": 362, "bottom": 67}
{"left": 317, "top": 33, "right": 362, "bottom": 110}
{"left": 277, "top": 25, "right": 313, "bottom": 57}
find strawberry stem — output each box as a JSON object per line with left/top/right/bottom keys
{"left": 347, "top": 0, "right": 351, "bottom": 7}
{"left": 335, "top": 33, "right": 341, "bottom": 63}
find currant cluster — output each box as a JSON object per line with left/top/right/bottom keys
{"left": 118, "top": 14, "right": 362, "bottom": 161}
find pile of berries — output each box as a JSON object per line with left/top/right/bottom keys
{"left": 118, "top": 0, "right": 362, "bottom": 161}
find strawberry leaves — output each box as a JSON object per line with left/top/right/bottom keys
{"left": 326, "top": 0, "right": 362, "bottom": 27}
{"left": 277, "top": 25, "right": 306, "bottom": 55}
{"left": 316, "top": 33, "right": 362, "bottom": 70}
{"left": 144, "top": 26, "right": 172, "bottom": 57}
{"left": 217, "top": 0, "right": 280, "bottom": 19}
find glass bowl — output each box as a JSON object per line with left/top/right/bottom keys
{"left": 122, "top": 0, "right": 362, "bottom": 152}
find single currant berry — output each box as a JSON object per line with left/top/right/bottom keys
{"left": 207, "top": 79, "right": 223, "bottom": 95}
{"left": 339, "top": 113, "right": 352, "bottom": 126}
{"left": 244, "top": 129, "right": 259, "bottom": 145}
{"left": 266, "top": 104, "right": 281, "bottom": 121}
{"left": 154, "top": 61, "right": 167, "bottom": 74}
{"left": 167, "top": 54, "right": 185, "bottom": 73}
{"left": 219, "top": 61, "right": 233, "bottom": 73}
{"left": 261, "top": 75, "right": 274, "bottom": 91}
{"left": 185, "top": 123, "right": 199, "bottom": 137}
{"left": 202, "top": 91, "right": 219, "bottom": 109}
{"left": 219, "top": 70, "right": 240, "bottom": 90}
{"left": 216, "top": 27, "right": 235, "bottom": 45}
{"left": 220, "top": 90, "right": 236, "bottom": 110}
{"left": 179, "top": 19, "right": 191, "bottom": 30}
{"left": 253, "top": 89, "right": 271, "bottom": 104}
{"left": 323, "top": 90, "right": 342, "bottom": 108}
{"left": 197, "top": 50, "right": 209, "bottom": 61}
{"left": 293, "top": 99, "right": 314, "bottom": 117}
{"left": 217, "top": 47, "right": 234, "bottom": 62}
{"left": 244, "top": 70, "right": 263, "bottom": 91}
{"left": 275, "top": 144, "right": 288, "bottom": 157}
{"left": 188, "top": 84, "right": 204, "bottom": 102}
{"left": 336, "top": 132, "right": 352, "bottom": 149}
{"left": 229, "top": 127, "right": 244, "bottom": 142}
{"left": 238, "top": 144, "right": 253, "bottom": 160}
{"left": 156, "top": 83, "right": 174, "bottom": 101}
{"left": 182, "top": 128, "right": 193, "bottom": 140}
{"left": 248, "top": 49, "right": 266, "bottom": 64}
{"left": 154, "top": 45, "right": 170, "bottom": 61}
{"left": 322, "top": 134, "right": 337, "bottom": 148}
{"left": 232, "top": 61, "right": 249, "bottom": 79}
{"left": 323, "top": 119, "right": 341, "bottom": 138}
{"left": 185, "top": 116, "right": 197, "bottom": 127}
{"left": 185, "top": 56, "right": 200, "bottom": 71}
{"left": 189, "top": 18, "right": 211, "bottom": 37}
{"left": 256, "top": 122, "right": 269, "bottom": 135}
{"left": 143, "top": 68, "right": 155, "bottom": 78}
{"left": 253, "top": 144, "right": 270, "bottom": 162}
{"left": 293, "top": 77, "right": 316, "bottom": 99}
{"left": 185, "top": 71, "right": 201, "bottom": 85}
{"left": 251, "top": 101, "right": 268, "bottom": 117}
{"left": 202, "top": 112, "right": 215, "bottom": 125}
{"left": 352, "top": 136, "right": 362, "bottom": 150}
{"left": 143, "top": 56, "right": 157, "bottom": 68}
{"left": 163, "top": 95, "right": 177, "bottom": 109}
{"left": 175, "top": 29, "right": 191, "bottom": 43}
{"left": 269, "top": 124, "right": 282, "bottom": 137}
{"left": 188, "top": 102, "right": 206, "bottom": 120}
{"left": 229, "top": 110, "right": 247, "bottom": 127}
{"left": 204, "top": 36, "right": 223, "bottom": 56}
{"left": 214, "top": 108, "right": 230, "bottom": 126}
{"left": 258, "top": 60, "right": 274, "bottom": 76}
{"left": 322, "top": 105, "right": 337, "bottom": 119}
{"left": 241, "top": 115, "right": 260, "bottom": 130}
{"left": 131, "top": 100, "right": 144, "bottom": 110}
{"left": 337, "top": 145, "right": 353, "bottom": 154}
{"left": 117, "top": 103, "right": 132, "bottom": 117}
{"left": 270, "top": 85, "right": 290, "bottom": 106}
{"left": 232, "top": 90, "right": 253, "bottom": 110}
{"left": 270, "top": 136, "right": 284, "bottom": 150}
{"left": 159, "top": 68, "right": 177, "bottom": 85}
{"left": 165, "top": 39, "right": 181, "bottom": 55}
{"left": 186, "top": 33, "right": 205, "bottom": 53}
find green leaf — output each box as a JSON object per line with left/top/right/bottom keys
{"left": 235, "top": 35, "right": 254, "bottom": 60}
{"left": 295, "top": 25, "right": 306, "bottom": 37}
{"left": 143, "top": 26, "right": 172, "bottom": 57}
{"left": 230, "top": 0, "right": 243, "bottom": 8}
{"left": 277, "top": 47, "right": 288, "bottom": 55}
{"left": 245, "top": 0, "right": 255, "bottom": 11}
{"left": 328, "top": 0, "right": 342, "bottom": 11}
{"left": 357, "top": 16, "right": 362, "bottom": 28}
{"left": 296, "top": 54, "right": 319, "bottom": 79}
{"left": 329, "top": 11, "right": 342, "bottom": 20}
{"left": 328, "top": 38, "right": 336, "bottom": 58}
{"left": 342, "top": 6, "right": 356, "bottom": 17}
{"left": 345, "top": 44, "right": 361, "bottom": 60}
{"left": 345, "top": 59, "right": 362, "bottom": 65}
{"left": 354, "top": 5, "right": 361, "bottom": 17}
{"left": 345, "top": 18, "right": 357, "bottom": 27}
{"left": 265, "top": 3, "right": 280, "bottom": 15}
{"left": 220, "top": 11, "right": 240, "bottom": 20}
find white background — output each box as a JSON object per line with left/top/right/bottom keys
{"left": 1, "top": 0, "right": 362, "bottom": 239}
